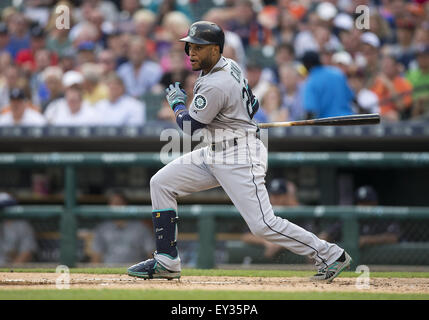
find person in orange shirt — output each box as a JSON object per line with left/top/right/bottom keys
{"left": 371, "top": 54, "right": 413, "bottom": 122}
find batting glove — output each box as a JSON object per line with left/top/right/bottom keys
{"left": 165, "top": 82, "right": 187, "bottom": 110}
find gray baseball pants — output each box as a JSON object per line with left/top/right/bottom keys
{"left": 150, "top": 135, "right": 343, "bottom": 271}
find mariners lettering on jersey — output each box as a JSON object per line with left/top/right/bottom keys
{"left": 230, "top": 61, "right": 242, "bottom": 83}
{"left": 193, "top": 94, "right": 207, "bottom": 110}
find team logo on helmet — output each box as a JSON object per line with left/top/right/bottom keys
{"left": 194, "top": 94, "right": 207, "bottom": 110}
{"left": 189, "top": 26, "right": 197, "bottom": 37}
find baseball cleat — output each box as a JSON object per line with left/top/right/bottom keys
{"left": 127, "top": 258, "right": 181, "bottom": 280}
{"left": 310, "top": 251, "right": 352, "bottom": 283}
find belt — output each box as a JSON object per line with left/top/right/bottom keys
{"left": 210, "top": 137, "right": 238, "bottom": 152}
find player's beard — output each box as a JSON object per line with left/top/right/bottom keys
{"left": 196, "top": 56, "right": 215, "bottom": 75}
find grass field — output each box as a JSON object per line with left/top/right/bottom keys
{"left": 1, "top": 268, "right": 429, "bottom": 300}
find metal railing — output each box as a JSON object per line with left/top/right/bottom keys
{"left": 1, "top": 152, "right": 429, "bottom": 268}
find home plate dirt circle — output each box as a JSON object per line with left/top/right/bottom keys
{"left": 1, "top": 273, "right": 429, "bottom": 294}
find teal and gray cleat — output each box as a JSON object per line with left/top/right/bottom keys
{"left": 127, "top": 258, "right": 181, "bottom": 280}
{"left": 310, "top": 251, "right": 352, "bottom": 283}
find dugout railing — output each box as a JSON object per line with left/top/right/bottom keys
{"left": 1, "top": 152, "right": 429, "bottom": 269}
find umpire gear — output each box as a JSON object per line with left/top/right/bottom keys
{"left": 180, "top": 21, "right": 225, "bottom": 55}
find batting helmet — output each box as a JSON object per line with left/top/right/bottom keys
{"left": 180, "top": 21, "right": 225, "bottom": 56}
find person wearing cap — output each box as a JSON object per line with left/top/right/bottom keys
{"left": 359, "top": 32, "right": 381, "bottom": 84}
{"left": 15, "top": 25, "right": 58, "bottom": 73}
{"left": 371, "top": 53, "right": 413, "bottom": 121}
{"left": 0, "top": 192, "right": 38, "bottom": 266}
{"left": 0, "top": 87, "right": 46, "bottom": 126}
{"left": 44, "top": 70, "right": 101, "bottom": 126}
{"left": 241, "top": 179, "right": 301, "bottom": 259}
{"left": 318, "top": 186, "right": 401, "bottom": 248}
{"left": 76, "top": 41, "right": 97, "bottom": 66}
{"left": 348, "top": 66, "right": 380, "bottom": 115}
{"left": 301, "top": 50, "right": 354, "bottom": 118}
{"left": 407, "top": 45, "right": 429, "bottom": 119}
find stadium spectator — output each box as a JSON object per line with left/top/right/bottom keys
{"left": 133, "top": 9, "right": 157, "bottom": 59}
{"left": 387, "top": 17, "right": 417, "bottom": 70}
{"left": 371, "top": 53, "right": 413, "bottom": 121}
{"left": 407, "top": 45, "right": 429, "bottom": 119}
{"left": 29, "top": 49, "right": 56, "bottom": 108}
{"left": 0, "top": 65, "right": 26, "bottom": 110}
{"left": 6, "top": 12, "right": 31, "bottom": 59}
{"left": 147, "top": 0, "right": 194, "bottom": 24}
{"left": 245, "top": 59, "right": 271, "bottom": 101}
{"left": 157, "top": 98, "right": 176, "bottom": 123}
{"left": 259, "top": 84, "right": 287, "bottom": 122}
{"left": 0, "top": 88, "right": 46, "bottom": 126}
{"left": 0, "top": 192, "right": 37, "bottom": 266}
{"left": 348, "top": 66, "right": 380, "bottom": 115}
{"left": 95, "top": 73, "right": 146, "bottom": 126}
{"left": 331, "top": 51, "right": 353, "bottom": 75}
{"left": 74, "top": 0, "right": 118, "bottom": 24}
{"left": 241, "top": 179, "right": 301, "bottom": 259}
{"left": 272, "top": 6, "right": 299, "bottom": 47}
{"left": 318, "top": 186, "right": 401, "bottom": 248}
{"left": 117, "top": 37, "right": 163, "bottom": 98}
{"left": 45, "top": 1, "right": 74, "bottom": 58}
{"left": 15, "top": 25, "right": 58, "bottom": 73}
{"left": 203, "top": 9, "right": 247, "bottom": 70}
{"left": 44, "top": 70, "right": 100, "bottom": 126}
{"left": 301, "top": 50, "right": 354, "bottom": 118}
{"left": 117, "top": 0, "right": 142, "bottom": 34}
{"left": 261, "top": 42, "right": 296, "bottom": 85}
{"left": 156, "top": 11, "right": 191, "bottom": 60}
{"left": 294, "top": 2, "right": 341, "bottom": 58}
{"left": 90, "top": 190, "right": 155, "bottom": 264}
{"left": 360, "top": 32, "right": 381, "bottom": 88}
{"left": 278, "top": 63, "right": 305, "bottom": 121}
{"left": 76, "top": 41, "right": 97, "bottom": 66}
{"left": 39, "top": 66, "right": 64, "bottom": 112}
{"left": 105, "top": 30, "right": 128, "bottom": 68}
{"left": 80, "top": 62, "right": 109, "bottom": 107}
{"left": 97, "top": 49, "right": 118, "bottom": 76}
{"left": 158, "top": 48, "right": 191, "bottom": 90}
{"left": 0, "top": 22, "right": 13, "bottom": 56}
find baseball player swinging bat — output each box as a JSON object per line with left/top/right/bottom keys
{"left": 127, "top": 20, "right": 354, "bottom": 283}
{"left": 258, "top": 113, "right": 380, "bottom": 129}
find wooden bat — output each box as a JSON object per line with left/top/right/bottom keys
{"left": 257, "top": 113, "right": 380, "bottom": 129}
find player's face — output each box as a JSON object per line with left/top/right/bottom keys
{"left": 188, "top": 43, "right": 219, "bottom": 72}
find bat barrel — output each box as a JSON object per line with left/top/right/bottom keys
{"left": 258, "top": 113, "right": 380, "bottom": 128}
{"left": 310, "top": 113, "right": 380, "bottom": 126}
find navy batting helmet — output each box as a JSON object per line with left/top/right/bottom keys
{"left": 180, "top": 21, "right": 225, "bottom": 56}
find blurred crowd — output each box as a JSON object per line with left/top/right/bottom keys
{"left": 0, "top": 0, "right": 428, "bottom": 128}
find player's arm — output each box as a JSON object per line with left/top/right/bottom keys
{"left": 165, "top": 82, "right": 206, "bottom": 135}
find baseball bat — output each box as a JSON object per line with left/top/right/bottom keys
{"left": 257, "top": 113, "right": 380, "bottom": 129}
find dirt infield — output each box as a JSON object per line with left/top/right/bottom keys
{"left": 1, "top": 273, "right": 429, "bottom": 294}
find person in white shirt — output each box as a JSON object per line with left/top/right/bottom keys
{"left": 0, "top": 88, "right": 46, "bottom": 126}
{"left": 44, "top": 71, "right": 100, "bottom": 126}
{"left": 95, "top": 73, "right": 146, "bottom": 126}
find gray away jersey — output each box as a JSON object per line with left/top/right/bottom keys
{"left": 189, "top": 56, "right": 258, "bottom": 143}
